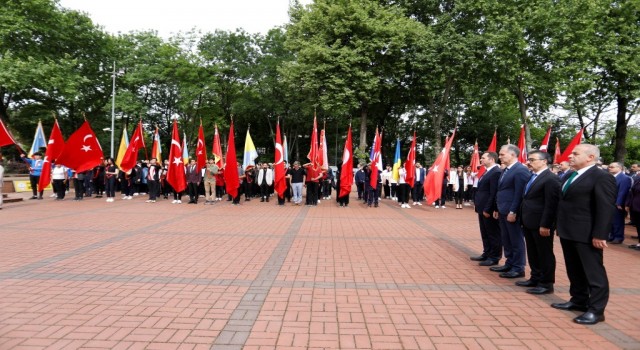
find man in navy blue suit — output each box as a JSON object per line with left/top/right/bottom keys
{"left": 412, "top": 163, "right": 426, "bottom": 205}
{"left": 490, "top": 144, "right": 531, "bottom": 278}
{"left": 471, "top": 151, "right": 502, "bottom": 266}
{"left": 607, "top": 162, "right": 631, "bottom": 244}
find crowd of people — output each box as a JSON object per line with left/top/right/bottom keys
{"left": 468, "top": 143, "right": 640, "bottom": 326}
{"left": 6, "top": 144, "right": 639, "bottom": 327}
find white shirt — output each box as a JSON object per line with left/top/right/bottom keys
{"left": 52, "top": 166, "right": 67, "bottom": 180}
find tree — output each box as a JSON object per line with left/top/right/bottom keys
{"left": 285, "top": 0, "right": 426, "bottom": 150}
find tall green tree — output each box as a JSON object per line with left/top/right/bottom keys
{"left": 285, "top": 0, "right": 426, "bottom": 150}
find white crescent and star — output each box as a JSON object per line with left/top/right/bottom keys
{"left": 83, "top": 134, "right": 93, "bottom": 142}
{"left": 275, "top": 143, "right": 284, "bottom": 165}
{"left": 81, "top": 145, "right": 92, "bottom": 152}
{"left": 172, "top": 157, "right": 182, "bottom": 166}
{"left": 342, "top": 149, "right": 350, "bottom": 163}
{"left": 171, "top": 139, "right": 181, "bottom": 149}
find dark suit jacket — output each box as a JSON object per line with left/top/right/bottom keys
{"left": 520, "top": 169, "right": 561, "bottom": 230}
{"left": 614, "top": 172, "right": 632, "bottom": 207}
{"left": 474, "top": 166, "right": 500, "bottom": 214}
{"left": 185, "top": 165, "right": 200, "bottom": 184}
{"left": 496, "top": 162, "right": 530, "bottom": 215}
{"left": 557, "top": 165, "right": 617, "bottom": 243}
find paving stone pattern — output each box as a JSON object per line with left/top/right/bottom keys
{"left": 0, "top": 195, "right": 639, "bottom": 349}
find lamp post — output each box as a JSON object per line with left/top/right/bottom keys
{"left": 110, "top": 61, "right": 116, "bottom": 158}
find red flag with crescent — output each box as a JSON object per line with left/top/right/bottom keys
{"left": 196, "top": 123, "right": 207, "bottom": 170}
{"left": 339, "top": 125, "right": 353, "bottom": 198}
{"left": 38, "top": 120, "right": 65, "bottom": 190}
{"left": 56, "top": 121, "right": 103, "bottom": 173}
{"left": 274, "top": 121, "right": 286, "bottom": 198}
{"left": 120, "top": 121, "right": 146, "bottom": 173}
{"left": 167, "top": 120, "right": 187, "bottom": 193}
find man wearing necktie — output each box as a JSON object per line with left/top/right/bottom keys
{"left": 517, "top": 151, "right": 561, "bottom": 295}
{"left": 490, "top": 144, "right": 531, "bottom": 278}
{"left": 186, "top": 159, "right": 201, "bottom": 204}
{"left": 551, "top": 144, "right": 616, "bottom": 325}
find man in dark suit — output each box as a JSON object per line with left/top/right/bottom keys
{"left": 490, "top": 144, "right": 530, "bottom": 278}
{"left": 412, "top": 163, "right": 426, "bottom": 205}
{"left": 607, "top": 162, "right": 631, "bottom": 244}
{"left": 517, "top": 151, "right": 560, "bottom": 294}
{"left": 552, "top": 144, "right": 616, "bottom": 325}
{"left": 185, "top": 159, "right": 201, "bottom": 204}
{"left": 470, "top": 151, "right": 502, "bottom": 266}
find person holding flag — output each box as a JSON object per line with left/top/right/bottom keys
{"left": 21, "top": 151, "right": 45, "bottom": 199}
{"left": 337, "top": 124, "right": 353, "bottom": 207}
{"left": 273, "top": 120, "right": 287, "bottom": 206}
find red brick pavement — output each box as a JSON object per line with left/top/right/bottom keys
{"left": 0, "top": 193, "right": 639, "bottom": 349}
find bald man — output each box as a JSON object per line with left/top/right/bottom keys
{"left": 552, "top": 144, "right": 616, "bottom": 325}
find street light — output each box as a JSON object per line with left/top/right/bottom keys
{"left": 110, "top": 61, "right": 116, "bottom": 158}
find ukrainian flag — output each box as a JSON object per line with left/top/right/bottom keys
{"left": 182, "top": 132, "right": 189, "bottom": 164}
{"left": 392, "top": 139, "right": 401, "bottom": 181}
{"left": 115, "top": 127, "right": 129, "bottom": 168}
{"left": 28, "top": 121, "right": 47, "bottom": 157}
{"left": 243, "top": 129, "right": 259, "bottom": 170}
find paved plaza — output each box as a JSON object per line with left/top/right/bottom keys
{"left": 1, "top": 193, "right": 639, "bottom": 349}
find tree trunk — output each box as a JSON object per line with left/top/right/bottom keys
{"left": 515, "top": 83, "right": 531, "bottom": 151}
{"left": 358, "top": 100, "right": 368, "bottom": 151}
{"left": 614, "top": 94, "right": 628, "bottom": 162}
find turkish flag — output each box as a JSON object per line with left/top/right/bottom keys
{"left": 120, "top": 122, "right": 146, "bottom": 172}
{"left": 224, "top": 122, "right": 239, "bottom": 198}
{"left": 38, "top": 120, "right": 65, "bottom": 191}
{"left": 553, "top": 137, "right": 562, "bottom": 164}
{"left": 56, "top": 121, "right": 103, "bottom": 173}
{"left": 0, "top": 118, "right": 19, "bottom": 147}
{"left": 517, "top": 124, "right": 527, "bottom": 163}
{"left": 369, "top": 127, "right": 381, "bottom": 188}
{"left": 405, "top": 131, "right": 417, "bottom": 188}
{"left": 425, "top": 129, "right": 456, "bottom": 204}
{"left": 274, "top": 121, "right": 286, "bottom": 198}
{"left": 339, "top": 125, "right": 353, "bottom": 198}
{"left": 539, "top": 126, "right": 552, "bottom": 152}
{"left": 307, "top": 115, "right": 318, "bottom": 167}
{"left": 166, "top": 120, "right": 187, "bottom": 193}
{"left": 470, "top": 140, "right": 482, "bottom": 178}
{"left": 487, "top": 130, "right": 497, "bottom": 152}
{"left": 196, "top": 124, "right": 207, "bottom": 170}
{"left": 556, "top": 128, "right": 583, "bottom": 164}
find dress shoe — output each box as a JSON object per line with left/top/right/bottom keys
{"left": 610, "top": 239, "right": 623, "bottom": 244}
{"left": 526, "top": 286, "right": 553, "bottom": 294}
{"left": 478, "top": 260, "right": 499, "bottom": 266}
{"left": 573, "top": 312, "right": 604, "bottom": 325}
{"left": 490, "top": 265, "right": 511, "bottom": 272}
{"left": 628, "top": 244, "right": 640, "bottom": 250}
{"left": 499, "top": 271, "right": 525, "bottom": 278}
{"left": 551, "top": 301, "right": 588, "bottom": 312}
{"left": 515, "top": 279, "right": 537, "bottom": 287}
{"left": 470, "top": 255, "right": 487, "bottom": 261}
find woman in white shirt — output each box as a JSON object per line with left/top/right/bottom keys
{"left": 51, "top": 163, "right": 68, "bottom": 200}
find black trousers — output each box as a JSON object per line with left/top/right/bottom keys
{"left": 105, "top": 177, "right": 116, "bottom": 197}
{"left": 53, "top": 179, "right": 66, "bottom": 199}
{"left": 477, "top": 212, "right": 502, "bottom": 261}
{"left": 74, "top": 178, "right": 85, "bottom": 199}
{"left": 398, "top": 183, "right": 410, "bottom": 204}
{"left": 560, "top": 238, "right": 609, "bottom": 314}
{"left": 356, "top": 182, "right": 365, "bottom": 199}
{"left": 260, "top": 182, "right": 270, "bottom": 200}
{"left": 148, "top": 180, "right": 160, "bottom": 200}
{"left": 523, "top": 226, "right": 556, "bottom": 286}
{"left": 412, "top": 182, "right": 423, "bottom": 202}
{"left": 30, "top": 175, "right": 42, "bottom": 197}
{"left": 188, "top": 182, "right": 199, "bottom": 202}
{"left": 306, "top": 182, "right": 318, "bottom": 205}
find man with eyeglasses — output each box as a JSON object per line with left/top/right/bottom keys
{"left": 517, "top": 151, "right": 561, "bottom": 295}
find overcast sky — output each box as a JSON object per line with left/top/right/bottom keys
{"left": 58, "top": 0, "right": 312, "bottom": 37}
